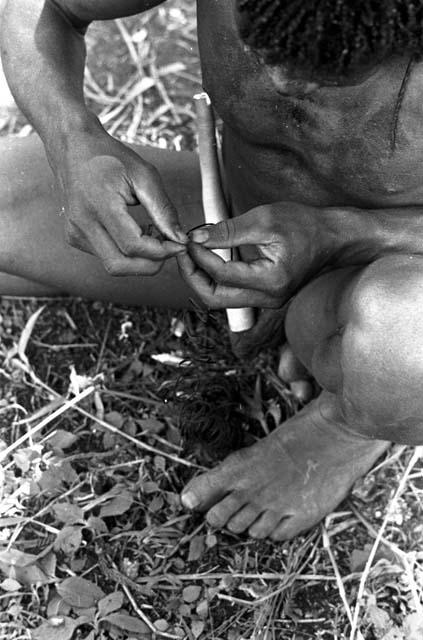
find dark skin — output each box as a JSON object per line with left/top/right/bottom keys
{"left": 2, "top": 0, "right": 423, "bottom": 540}
{"left": 178, "top": 2, "right": 423, "bottom": 308}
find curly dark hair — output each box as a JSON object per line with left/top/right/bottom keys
{"left": 236, "top": 0, "right": 423, "bottom": 73}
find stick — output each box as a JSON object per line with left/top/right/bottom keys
{"left": 194, "top": 92, "right": 255, "bottom": 333}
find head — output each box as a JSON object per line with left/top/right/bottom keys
{"left": 236, "top": 0, "right": 423, "bottom": 88}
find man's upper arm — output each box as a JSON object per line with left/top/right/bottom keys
{"left": 53, "top": 0, "right": 167, "bottom": 27}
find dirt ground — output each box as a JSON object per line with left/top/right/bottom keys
{"left": 1, "top": 3, "right": 423, "bottom": 639}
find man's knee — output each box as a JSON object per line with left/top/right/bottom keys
{"left": 340, "top": 255, "right": 423, "bottom": 443}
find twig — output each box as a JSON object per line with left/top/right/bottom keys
{"left": 135, "top": 572, "right": 336, "bottom": 583}
{"left": 121, "top": 583, "right": 181, "bottom": 640}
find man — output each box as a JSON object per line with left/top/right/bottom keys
{"left": 1, "top": 0, "right": 423, "bottom": 541}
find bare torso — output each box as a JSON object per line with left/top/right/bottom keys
{"left": 197, "top": 0, "right": 423, "bottom": 214}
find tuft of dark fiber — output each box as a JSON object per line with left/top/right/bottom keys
{"left": 177, "top": 373, "right": 246, "bottom": 462}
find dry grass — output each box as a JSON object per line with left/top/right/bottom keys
{"left": 1, "top": 2, "right": 423, "bottom": 639}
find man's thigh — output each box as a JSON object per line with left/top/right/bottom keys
{"left": 0, "top": 134, "right": 203, "bottom": 307}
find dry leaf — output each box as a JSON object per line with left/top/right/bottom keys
{"left": 0, "top": 577, "right": 21, "bottom": 591}
{"left": 18, "top": 306, "right": 45, "bottom": 360}
{"left": 402, "top": 612, "right": 423, "bottom": 640}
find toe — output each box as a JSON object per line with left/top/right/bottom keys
{"left": 248, "top": 510, "right": 282, "bottom": 540}
{"left": 278, "top": 343, "right": 308, "bottom": 383}
{"left": 270, "top": 514, "right": 310, "bottom": 541}
{"left": 206, "top": 491, "right": 248, "bottom": 529}
{"left": 181, "top": 469, "right": 227, "bottom": 512}
{"left": 227, "top": 505, "right": 261, "bottom": 534}
{"left": 181, "top": 451, "right": 247, "bottom": 513}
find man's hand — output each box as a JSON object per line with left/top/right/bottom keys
{"left": 177, "top": 202, "right": 333, "bottom": 308}
{"left": 50, "top": 124, "right": 187, "bottom": 276}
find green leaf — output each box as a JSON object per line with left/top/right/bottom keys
{"left": 54, "top": 526, "right": 83, "bottom": 556}
{"left": 196, "top": 600, "right": 209, "bottom": 619}
{"left": 48, "top": 430, "right": 78, "bottom": 450}
{"left": 182, "top": 585, "right": 202, "bottom": 603}
{"left": 138, "top": 418, "right": 165, "bottom": 434}
{"left": 367, "top": 604, "right": 391, "bottom": 633}
{"left": 100, "top": 489, "right": 133, "bottom": 518}
{"left": 0, "top": 548, "right": 55, "bottom": 586}
{"left": 188, "top": 535, "right": 205, "bottom": 562}
{"left": 104, "top": 411, "right": 124, "bottom": 428}
{"left": 0, "top": 548, "right": 38, "bottom": 568}
{"left": 32, "top": 617, "right": 77, "bottom": 640}
{"left": 57, "top": 576, "right": 104, "bottom": 609}
{"left": 98, "top": 591, "right": 124, "bottom": 617}
{"left": 154, "top": 619, "right": 169, "bottom": 632}
{"left": 86, "top": 516, "right": 108, "bottom": 534}
{"left": 191, "top": 619, "right": 205, "bottom": 638}
{"left": 103, "top": 612, "right": 151, "bottom": 635}
{"left": 52, "top": 503, "right": 84, "bottom": 525}
{"left": 47, "top": 595, "right": 71, "bottom": 618}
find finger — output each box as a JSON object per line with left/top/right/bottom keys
{"left": 99, "top": 199, "right": 186, "bottom": 260}
{"left": 131, "top": 166, "right": 188, "bottom": 244}
{"left": 188, "top": 242, "right": 279, "bottom": 292}
{"left": 88, "top": 222, "right": 165, "bottom": 276}
{"left": 177, "top": 252, "right": 280, "bottom": 308}
{"left": 188, "top": 209, "right": 273, "bottom": 249}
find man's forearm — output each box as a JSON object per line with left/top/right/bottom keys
{"left": 324, "top": 205, "right": 423, "bottom": 266}
{"left": 1, "top": 0, "right": 96, "bottom": 151}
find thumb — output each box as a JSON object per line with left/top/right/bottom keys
{"left": 132, "top": 165, "right": 187, "bottom": 244}
{"left": 188, "top": 209, "right": 268, "bottom": 249}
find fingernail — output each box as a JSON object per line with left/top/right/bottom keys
{"left": 189, "top": 228, "right": 209, "bottom": 244}
{"left": 181, "top": 491, "right": 199, "bottom": 510}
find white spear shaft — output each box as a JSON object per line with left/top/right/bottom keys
{"left": 194, "top": 92, "right": 255, "bottom": 333}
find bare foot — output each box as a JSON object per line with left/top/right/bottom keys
{"left": 181, "top": 392, "right": 390, "bottom": 540}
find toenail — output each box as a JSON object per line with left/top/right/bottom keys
{"left": 181, "top": 491, "right": 199, "bottom": 510}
